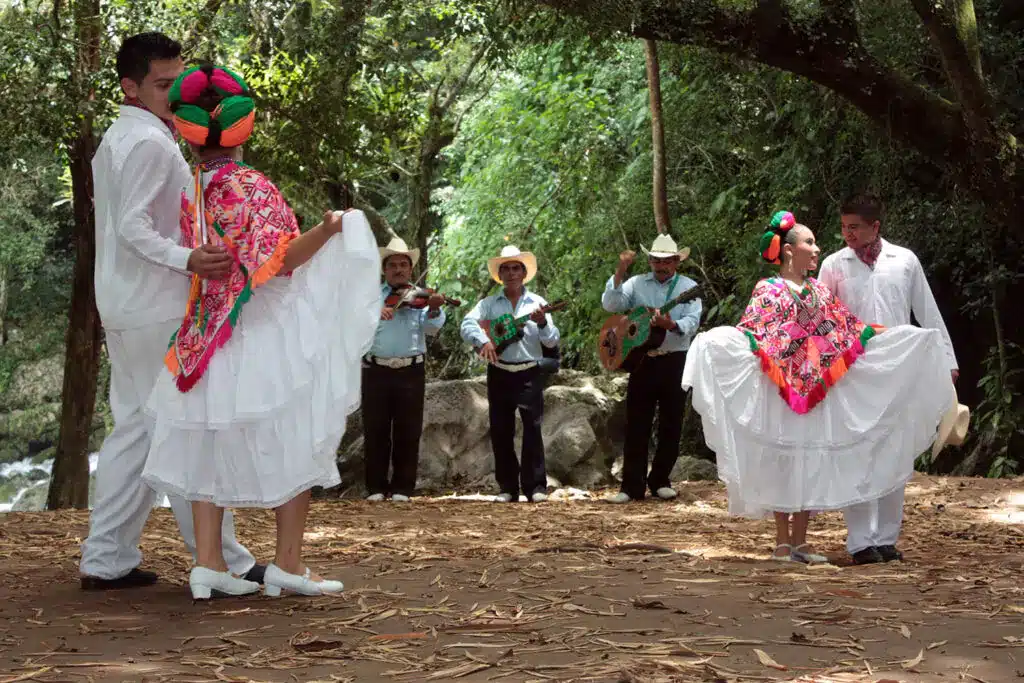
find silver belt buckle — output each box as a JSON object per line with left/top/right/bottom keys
{"left": 366, "top": 355, "right": 422, "bottom": 369}
{"left": 494, "top": 360, "right": 538, "bottom": 372}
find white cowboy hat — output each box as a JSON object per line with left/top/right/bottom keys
{"left": 487, "top": 245, "right": 537, "bottom": 284}
{"left": 641, "top": 233, "right": 690, "bottom": 261}
{"left": 932, "top": 386, "right": 970, "bottom": 458}
{"left": 379, "top": 236, "right": 420, "bottom": 268}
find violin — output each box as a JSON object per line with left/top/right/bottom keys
{"left": 384, "top": 283, "right": 462, "bottom": 310}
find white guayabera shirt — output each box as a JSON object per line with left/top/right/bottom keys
{"left": 93, "top": 105, "right": 193, "bottom": 331}
{"left": 818, "top": 238, "right": 958, "bottom": 371}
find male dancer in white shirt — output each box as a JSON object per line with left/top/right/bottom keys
{"left": 80, "top": 32, "right": 261, "bottom": 589}
{"left": 818, "top": 193, "right": 958, "bottom": 565}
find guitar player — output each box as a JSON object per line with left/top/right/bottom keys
{"left": 460, "top": 245, "right": 560, "bottom": 504}
{"left": 602, "top": 234, "right": 703, "bottom": 504}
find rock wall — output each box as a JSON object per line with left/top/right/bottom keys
{"left": 335, "top": 369, "right": 718, "bottom": 496}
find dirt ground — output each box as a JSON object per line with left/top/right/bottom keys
{"left": 1, "top": 474, "right": 1022, "bottom": 683}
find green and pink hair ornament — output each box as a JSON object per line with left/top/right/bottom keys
{"left": 759, "top": 210, "right": 797, "bottom": 265}
{"left": 169, "top": 64, "right": 255, "bottom": 148}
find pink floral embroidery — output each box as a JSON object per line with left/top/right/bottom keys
{"left": 166, "top": 163, "right": 299, "bottom": 391}
{"left": 737, "top": 277, "right": 875, "bottom": 414}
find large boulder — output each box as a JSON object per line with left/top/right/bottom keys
{"left": 2, "top": 355, "right": 64, "bottom": 411}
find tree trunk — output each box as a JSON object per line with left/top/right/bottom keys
{"left": 410, "top": 136, "right": 442, "bottom": 279}
{"left": 47, "top": 0, "right": 102, "bottom": 511}
{"left": 644, "top": 39, "right": 670, "bottom": 235}
{"left": 0, "top": 262, "right": 8, "bottom": 345}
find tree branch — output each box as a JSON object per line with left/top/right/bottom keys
{"left": 907, "top": 0, "right": 993, "bottom": 133}
{"left": 440, "top": 41, "right": 491, "bottom": 114}
{"left": 182, "top": 0, "right": 228, "bottom": 58}
{"left": 351, "top": 191, "right": 399, "bottom": 243}
{"left": 533, "top": 0, "right": 970, "bottom": 170}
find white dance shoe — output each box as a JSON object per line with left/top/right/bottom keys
{"left": 189, "top": 566, "right": 260, "bottom": 600}
{"left": 263, "top": 563, "right": 344, "bottom": 597}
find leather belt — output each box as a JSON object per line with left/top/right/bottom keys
{"left": 492, "top": 360, "right": 538, "bottom": 372}
{"left": 364, "top": 354, "right": 424, "bottom": 369}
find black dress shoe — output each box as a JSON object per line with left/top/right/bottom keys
{"left": 851, "top": 547, "right": 884, "bottom": 565}
{"left": 876, "top": 545, "right": 904, "bottom": 562}
{"left": 242, "top": 564, "right": 267, "bottom": 584}
{"left": 81, "top": 568, "right": 159, "bottom": 590}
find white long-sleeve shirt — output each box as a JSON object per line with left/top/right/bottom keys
{"left": 93, "top": 105, "right": 193, "bottom": 331}
{"left": 818, "top": 239, "right": 958, "bottom": 370}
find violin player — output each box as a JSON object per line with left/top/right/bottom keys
{"left": 362, "top": 237, "right": 447, "bottom": 502}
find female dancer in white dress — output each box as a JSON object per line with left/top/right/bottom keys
{"left": 141, "top": 65, "right": 380, "bottom": 598}
{"left": 683, "top": 211, "right": 954, "bottom": 562}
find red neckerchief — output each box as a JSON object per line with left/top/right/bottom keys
{"left": 854, "top": 238, "right": 882, "bottom": 269}
{"left": 123, "top": 97, "right": 179, "bottom": 140}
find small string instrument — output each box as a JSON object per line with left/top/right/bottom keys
{"left": 481, "top": 300, "right": 568, "bottom": 352}
{"left": 598, "top": 285, "right": 702, "bottom": 372}
{"left": 384, "top": 283, "right": 461, "bottom": 310}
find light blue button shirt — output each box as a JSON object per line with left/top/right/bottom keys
{"left": 461, "top": 288, "right": 560, "bottom": 363}
{"left": 369, "top": 284, "right": 446, "bottom": 358}
{"left": 601, "top": 273, "right": 702, "bottom": 353}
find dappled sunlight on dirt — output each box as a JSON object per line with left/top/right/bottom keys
{"left": 0, "top": 474, "right": 1021, "bottom": 682}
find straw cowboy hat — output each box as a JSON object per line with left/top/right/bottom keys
{"left": 641, "top": 233, "right": 690, "bottom": 261}
{"left": 487, "top": 245, "right": 537, "bottom": 284}
{"left": 932, "top": 387, "right": 970, "bottom": 458}
{"left": 379, "top": 236, "right": 420, "bottom": 268}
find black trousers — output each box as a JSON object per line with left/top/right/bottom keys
{"left": 486, "top": 364, "right": 547, "bottom": 499}
{"left": 362, "top": 362, "right": 426, "bottom": 496}
{"left": 621, "top": 351, "right": 686, "bottom": 499}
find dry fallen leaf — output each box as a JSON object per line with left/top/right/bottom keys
{"left": 631, "top": 596, "right": 668, "bottom": 610}
{"left": 753, "top": 648, "right": 787, "bottom": 671}
{"left": 901, "top": 649, "right": 925, "bottom": 670}
{"left": 927, "top": 640, "right": 948, "bottom": 650}
{"left": 900, "top": 624, "right": 912, "bottom": 639}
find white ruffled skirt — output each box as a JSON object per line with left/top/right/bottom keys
{"left": 142, "top": 211, "right": 381, "bottom": 508}
{"left": 682, "top": 325, "right": 953, "bottom": 518}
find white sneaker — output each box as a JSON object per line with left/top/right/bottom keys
{"left": 495, "top": 493, "right": 514, "bottom": 503}
{"left": 391, "top": 494, "right": 410, "bottom": 502}
{"left": 263, "top": 564, "right": 343, "bottom": 597}
{"left": 531, "top": 492, "right": 548, "bottom": 503}
{"left": 655, "top": 487, "right": 678, "bottom": 500}
{"left": 606, "top": 492, "right": 632, "bottom": 504}
{"left": 189, "top": 566, "right": 260, "bottom": 600}
{"left": 365, "top": 493, "right": 385, "bottom": 502}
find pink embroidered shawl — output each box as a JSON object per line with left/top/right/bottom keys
{"left": 164, "top": 162, "right": 298, "bottom": 391}
{"left": 737, "top": 277, "right": 878, "bottom": 414}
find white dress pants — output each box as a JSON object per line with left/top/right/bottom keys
{"left": 80, "top": 319, "right": 255, "bottom": 580}
{"left": 843, "top": 486, "right": 906, "bottom": 554}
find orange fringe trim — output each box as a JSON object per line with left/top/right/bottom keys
{"left": 250, "top": 233, "right": 293, "bottom": 288}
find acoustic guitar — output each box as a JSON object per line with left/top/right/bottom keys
{"left": 598, "top": 285, "right": 702, "bottom": 372}
{"left": 480, "top": 300, "right": 568, "bottom": 352}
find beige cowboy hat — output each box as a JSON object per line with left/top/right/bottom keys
{"left": 641, "top": 233, "right": 690, "bottom": 261}
{"left": 932, "top": 386, "right": 970, "bottom": 458}
{"left": 487, "top": 245, "right": 537, "bottom": 284}
{"left": 379, "top": 236, "right": 420, "bottom": 268}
